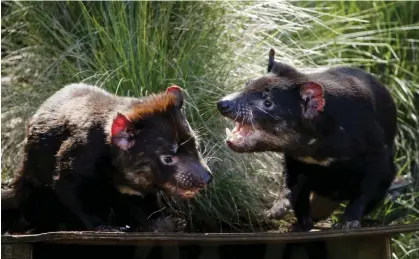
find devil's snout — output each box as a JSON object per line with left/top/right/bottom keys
{"left": 193, "top": 162, "right": 213, "bottom": 186}
{"left": 217, "top": 92, "right": 240, "bottom": 116}
{"left": 217, "top": 99, "right": 233, "bottom": 115}
{"left": 201, "top": 169, "right": 213, "bottom": 185}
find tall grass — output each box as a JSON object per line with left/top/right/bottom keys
{"left": 2, "top": 0, "right": 418, "bottom": 257}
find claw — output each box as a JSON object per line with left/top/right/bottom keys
{"left": 226, "top": 128, "right": 233, "bottom": 139}
{"left": 332, "top": 220, "right": 361, "bottom": 229}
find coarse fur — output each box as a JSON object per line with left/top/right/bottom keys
{"left": 217, "top": 48, "right": 397, "bottom": 258}
{"left": 11, "top": 83, "right": 212, "bottom": 234}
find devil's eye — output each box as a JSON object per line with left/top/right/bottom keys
{"left": 160, "top": 155, "right": 176, "bottom": 165}
{"left": 264, "top": 100, "right": 273, "bottom": 108}
{"left": 164, "top": 157, "right": 172, "bottom": 163}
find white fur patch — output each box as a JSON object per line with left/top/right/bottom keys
{"left": 117, "top": 185, "right": 143, "bottom": 196}
{"left": 296, "top": 156, "right": 335, "bottom": 167}
{"left": 308, "top": 138, "right": 317, "bottom": 145}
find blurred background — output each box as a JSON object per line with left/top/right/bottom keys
{"left": 1, "top": 1, "right": 418, "bottom": 258}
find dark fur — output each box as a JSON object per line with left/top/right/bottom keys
{"left": 11, "top": 83, "right": 212, "bottom": 234}
{"left": 217, "top": 49, "right": 397, "bottom": 258}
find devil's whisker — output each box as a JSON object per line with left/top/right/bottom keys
{"left": 253, "top": 106, "right": 278, "bottom": 120}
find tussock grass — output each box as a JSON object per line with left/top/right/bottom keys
{"left": 2, "top": 0, "right": 418, "bottom": 257}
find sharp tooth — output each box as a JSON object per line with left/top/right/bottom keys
{"left": 232, "top": 123, "right": 239, "bottom": 133}
{"left": 226, "top": 128, "right": 233, "bottom": 139}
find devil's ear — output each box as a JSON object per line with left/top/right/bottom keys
{"left": 267, "top": 48, "right": 301, "bottom": 78}
{"left": 166, "top": 85, "right": 184, "bottom": 108}
{"left": 268, "top": 48, "right": 276, "bottom": 73}
{"left": 111, "top": 112, "right": 135, "bottom": 150}
{"left": 300, "top": 82, "right": 325, "bottom": 119}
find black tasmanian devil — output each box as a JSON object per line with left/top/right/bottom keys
{"left": 216, "top": 48, "right": 398, "bottom": 232}
{"left": 12, "top": 83, "right": 212, "bottom": 234}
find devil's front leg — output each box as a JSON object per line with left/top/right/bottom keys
{"left": 284, "top": 156, "right": 314, "bottom": 232}
{"left": 332, "top": 151, "right": 391, "bottom": 229}
{"left": 54, "top": 137, "right": 127, "bottom": 232}
{"left": 289, "top": 174, "right": 314, "bottom": 232}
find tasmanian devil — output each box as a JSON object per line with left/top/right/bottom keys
{"left": 11, "top": 83, "right": 212, "bottom": 234}
{"left": 217, "top": 49, "right": 397, "bottom": 258}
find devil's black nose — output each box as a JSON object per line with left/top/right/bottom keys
{"left": 202, "top": 171, "right": 213, "bottom": 185}
{"left": 217, "top": 99, "right": 232, "bottom": 114}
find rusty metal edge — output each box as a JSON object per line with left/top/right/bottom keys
{"left": 2, "top": 223, "right": 419, "bottom": 246}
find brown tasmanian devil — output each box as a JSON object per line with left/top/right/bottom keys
{"left": 12, "top": 83, "right": 212, "bottom": 233}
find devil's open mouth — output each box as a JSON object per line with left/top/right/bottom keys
{"left": 163, "top": 183, "right": 201, "bottom": 199}
{"left": 225, "top": 122, "right": 256, "bottom": 145}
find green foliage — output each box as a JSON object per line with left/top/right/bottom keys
{"left": 2, "top": 0, "right": 418, "bottom": 257}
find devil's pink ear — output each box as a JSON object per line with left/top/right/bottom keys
{"left": 111, "top": 113, "right": 131, "bottom": 136}
{"left": 300, "top": 82, "right": 325, "bottom": 119}
{"left": 166, "top": 84, "right": 184, "bottom": 108}
{"left": 111, "top": 112, "right": 134, "bottom": 150}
